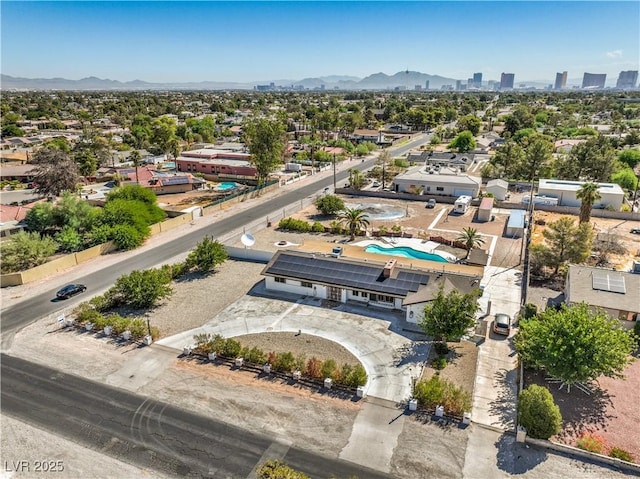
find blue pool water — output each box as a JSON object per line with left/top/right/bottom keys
{"left": 365, "top": 244, "right": 449, "bottom": 263}
{"left": 163, "top": 162, "right": 176, "bottom": 169}
{"left": 217, "top": 182, "right": 238, "bottom": 191}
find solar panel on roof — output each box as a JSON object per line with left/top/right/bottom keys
{"left": 162, "top": 176, "right": 190, "bottom": 185}
{"left": 592, "top": 271, "right": 626, "bottom": 294}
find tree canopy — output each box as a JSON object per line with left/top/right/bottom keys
{"left": 185, "top": 236, "right": 228, "bottom": 273}
{"left": 576, "top": 182, "right": 601, "bottom": 224}
{"left": 536, "top": 216, "right": 594, "bottom": 275}
{"left": 315, "top": 194, "right": 345, "bottom": 216}
{"left": 515, "top": 303, "right": 637, "bottom": 389}
{"left": 419, "top": 286, "right": 480, "bottom": 343}
{"left": 30, "top": 147, "right": 80, "bottom": 196}
{"left": 448, "top": 130, "right": 476, "bottom": 153}
{"left": 243, "top": 117, "right": 286, "bottom": 185}
{"left": 0, "top": 231, "right": 58, "bottom": 273}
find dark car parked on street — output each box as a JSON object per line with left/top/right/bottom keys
{"left": 56, "top": 284, "right": 87, "bottom": 299}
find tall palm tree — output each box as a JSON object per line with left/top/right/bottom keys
{"left": 457, "top": 227, "right": 486, "bottom": 259}
{"left": 576, "top": 182, "right": 601, "bottom": 224}
{"left": 338, "top": 208, "right": 370, "bottom": 241}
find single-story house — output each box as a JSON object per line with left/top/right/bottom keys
{"left": 554, "top": 139, "right": 586, "bottom": 153}
{"left": 392, "top": 165, "right": 481, "bottom": 197}
{"left": 350, "top": 129, "right": 384, "bottom": 144}
{"left": 406, "top": 151, "right": 475, "bottom": 171}
{"left": 565, "top": 264, "right": 640, "bottom": 326}
{"left": 261, "top": 250, "right": 482, "bottom": 324}
{"left": 537, "top": 179, "right": 624, "bottom": 210}
{"left": 119, "top": 166, "right": 205, "bottom": 195}
{"left": 486, "top": 179, "right": 509, "bottom": 201}
{"left": 0, "top": 164, "right": 36, "bottom": 182}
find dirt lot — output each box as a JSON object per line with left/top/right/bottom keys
{"left": 420, "top": 340, "right": 479, "bottom": 396}
{"left": 525, "top": 356, "right": 640, "bottom": 463}
{"left": 531, "top": 211, "right": 640, "bottom": 271}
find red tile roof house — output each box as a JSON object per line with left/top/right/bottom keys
{"left": 0, "top": 201, "right": 44, "bottom": 236}
{"left": 119, "top": 166, "right": 204, "bottom": 195}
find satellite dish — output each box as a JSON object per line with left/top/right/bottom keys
{"left": 241, "top": 233, "right": 255, "bottom": 247}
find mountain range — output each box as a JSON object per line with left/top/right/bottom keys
{"left": 1, "top": 71, "right": 472, "bottom": 91}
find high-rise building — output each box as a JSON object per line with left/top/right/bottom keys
{"left": 425, "top": 80, "right": 429, "bottom": 90}
{"left": 582, "top": 73, "right": 606, "bottom": 89}
{"left": 456, "top": 80, "right": 463, "bottom": 91}
{"left": 473, "top": 72, "right": 482, "bottom": 88}
{"left": 500, "top": 73, "right": 515, "bottom": 89}
{"left": 554, "top": 71, "right": 567, "bottom": 90}
{"left": 616, "top": 71, "right": 638, "bottom": 89}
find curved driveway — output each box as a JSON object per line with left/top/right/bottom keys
{"left": 157, "top": 291, "right": 430, "bottom": 402}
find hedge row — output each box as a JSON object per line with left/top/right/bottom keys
{"left": 193, "top": 333, "right": 367, "bottom": 388}
{"left": 277, "top": 217, "right": 325, "bottom": 233}
{"left": 73, "top": 302, "right": 160, "bottom": 340}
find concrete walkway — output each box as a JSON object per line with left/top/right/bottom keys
{"left": 157, "top": 290, "right": 429, "bottom": 403}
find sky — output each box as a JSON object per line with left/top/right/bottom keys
{"left": 1, "top": 1, "right": 639, "bottom": 84}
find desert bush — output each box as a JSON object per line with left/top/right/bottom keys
{"left": 634, "top": 319, "right": 640, "bottom": 339}
{"left": 294, "top": 354, "right": 306, "bottom": 372}
{"left": 150, "top": 326, "right": 161, "bottom": 340}
{"left": 193, "top": 333, "right": 214, "bottom": 354}
{"left": 305, "top": 357, "right": 323, "bottom": 379}
{"left": 413, "top": 375, "right": 471, "bottom": 415}
{"left": 257, "top": 460, "right": 310, "bottom": 479}
{"left": 245, "top": 347, "right": 267, "bottom": 365}
{"left": 273, "top": 351, "right": 296, "bottom": 373}
{"left": 518, "top": 385, "right": 562, "bottom": 439}
{"left": 108, "top": 314, "right": 132, "bottom": 335}
{"left": 74, "top": 302, "right": 103, "bottom": 325}
{"left": 222, "top": 338, "right": 242, "bottom": 358}
{"left": 321, "top": 359, "right": 337, "bottom": 379}
{"left": 278, "top": 217, "right": 311, "bottom": 232}
{"left": 345, "top": 364, "right": 367, "bottom": 387}
{"left": 609, "top": 447, "right": 634, "bottom": 462}
{"left": 432, "top": 357, "right": 447, "bottom": 370}
{"left": 129, "top": 318, "right": 148, "bottom": 339}
{"left": 523, "top": 303, "right": 538, "bottom": 320}
{"left": 576, "top": 433, "right": 605, "bottom": 454}
{"left": 91, "top": 313, "right": 110, "bottom": 330}
{"left": 88, "top": 293, "right": 116, "bottom": 312}
{"left": 311, "top": 221, "right": 325, "bottom": 233}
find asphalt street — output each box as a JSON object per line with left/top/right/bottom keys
{"left": 1, "top": 354, "right": 392, "bottom": 479}
{"left": 1, "top": 134, "right": 427, "bottom": 339}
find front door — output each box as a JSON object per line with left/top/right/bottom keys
{"left": 327, "top": 286, "right": 342, "bottom": 302}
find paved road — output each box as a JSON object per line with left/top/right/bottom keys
{"left": 1, "top": 134, "right": 427, "bottom": 340}
{"left": 1, "top": 354, "right": 392, "bottom": 479}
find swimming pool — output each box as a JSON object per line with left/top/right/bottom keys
{"left": 217, "top": 182, "right": 238, "bottom": 191}
{"left": 365, "top": 244, "right": 449, "bottom": 263}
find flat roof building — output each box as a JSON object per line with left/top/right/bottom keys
{"left": 582, "top": 72, "right": 606, "bottom": 89}
{"left": 537, "top": 179, "right": 624, "bottom": 210}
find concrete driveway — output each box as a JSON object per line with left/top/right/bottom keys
{"left": 157, "top": 287, "right": 430, "bottom": 402}
{"left": 473, "top": 266, "right": 522, "bottom": 430}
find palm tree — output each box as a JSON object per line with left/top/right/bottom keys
{"left": 338, "top": 208, "right": 370, "bottom": 241}
{"left": 457, "top": 227, "right": 486, "bottom": 259}
{"left": 130, "top": 150, "right": 142, "bottom": 185}
{"left": 576, "top": 182, "right": 601, "bottom": 224}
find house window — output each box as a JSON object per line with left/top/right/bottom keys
{"left": 361, "top": 292, "right": 368, "bottom": 298}
{"left": 352, "top": 290, "right": 359, "bottom": 296}
{"left": 436, "top": 187, "right": 444, "bottom": 192}
{"left": 426, "top": 186, "right": 431, "bottom": 192}
{"left": 301, "top": 281, "right": 313, "bottom": 288}
{"left": 370, "top": 294, "right": 393, "bottom": 303}
{"left": 274, "top": 277, "right": 286, "bottom": 284}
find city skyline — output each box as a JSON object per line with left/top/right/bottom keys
{"left": 1, "top": 1, "right": 638, "bottom": 85}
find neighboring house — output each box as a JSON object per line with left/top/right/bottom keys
{"left": 120, "top": 166, "right": 205, "bottom": 195}
{"left": 486, "top": 179, "right": 509, "bottom": 201}
{"left": 261, "top": 250, "right": 482, "bottom": 324}
{"left": 0, "top": 164, "right": 36, "bottom": 182}
{"left": 554, "top": 139, "right": 586, "bottom": 153}
{"left": 177, "top": 148, "right": 256, "bottom": 179}
{"left": 537, "top": 179, "right": 624, "bottom": 210}
{"left": 392, "top": 165, "right": 481, "bottom": 197}
{"left": 565, "top": 265, "right": 640, "bottom": 326}
{"left": 350, "top": 129, "right": 384, "bottom": 144}
{"left": 0, "top": 201, "right": 43, "bottom": 237}
{"left": 505, "top": 210, "right": 526, "bottom": 238}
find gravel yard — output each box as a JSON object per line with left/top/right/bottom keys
{"left": 421, "top": 341, "right": 479, "bottom": 396}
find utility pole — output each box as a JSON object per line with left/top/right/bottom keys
{"left": 333, "top": 153, "right": 337, "bottom": 191}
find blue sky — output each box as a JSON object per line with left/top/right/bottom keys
{"left": 1, "top": 1, "right": 638, "bottom": 84}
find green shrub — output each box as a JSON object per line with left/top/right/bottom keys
{"left": 523, "top": 303, "right": 538, "bottom": 320}
{"left": 91, "top": 313, "right": 110, "bottom": 330}
{"left": 346, "top": 364, "right": 367, "bottom": 387}
{"left": 634, "top": 319, "right": 640, "bottom": 339}
{"left": 413, "top": 375, "right": 472, "bottom": 415}
{"left": 321, "top": 359, "right": 337, "bottom": 379}
{"left": 193, "top": 333, "right": 214, "bottom": 354}
{"left": 294, "top": 354, "right": 306, "bottom": 372}
{"left": 329, "top": 220, "right": 344, "bottom": 234}
{"left": 245, "top": 347, "right": 267, "bottom": 365}
{"left": 150, "top": 326, "right": 161, "bottom": 340}
{"left": 110, "top": 224, "right": 147, "bottom": 250}
{"left": 273, "top": 351, "right": 296, "bottom": 373}
{"left": 315, "top": 194, "right": 344, "bottom": 216}
{"left": 609, "top": 447, "right": 634, "bottom": 462}
{"left": 222, "top": 338, "right": 242, "bottom": 358}
{"left": 107, "top": 314, "right": 132, "bottom": 335}
{"left": 518, "top": 385, "right": 562, "bottom": 439}
{"left": 311, "top": 221, "right": 325, "bottom": 233}
{"left": 257, "top": 460, "right": 310, "bottom": 479}
{"left": 129, "top": 318, "right": 148, "bottom": 339}
{"left": 74, "top": 302, "right": 102, "bottom": 325}
{"left": 576, "top": 433, "right": 605, "bottom": 454}
{"left": 432, "top": 357, "right": 447, "bottom": 370}
{"left": 394, "top": 158, "right": 409, "bottom": 168}
{"left": 278, "top": 217, "right": 311, "bottom": 232}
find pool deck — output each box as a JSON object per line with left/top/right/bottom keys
{"left": 291, "top": 239, "right": 484, "bottom": 277}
